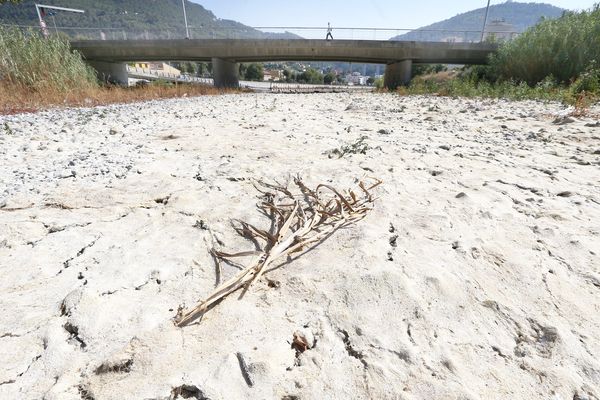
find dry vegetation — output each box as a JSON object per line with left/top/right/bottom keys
{"left": 176, "top": 177, "right": 382, "bottom": 326}
{"left": 0, "top": 83, "right": 235, "bottom": 115}
{"left": 0, "top": 27, "right": 238, "bottom": 114}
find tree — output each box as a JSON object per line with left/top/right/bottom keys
{"left": 238, "top": 63, "right": 247, "bottom": 78}
{"left": 283, "top": 69, "right": 292, "bottom": 82}
{"left": 298, "top": 68, "right": 324, "bottom": 84}
{"left": 243, "top": 63, "right": 264, "bottom": 81}
{"left": 324, "top": 72, "right": 336, "bottom": 85}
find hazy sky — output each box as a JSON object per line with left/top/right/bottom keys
{"left": 192, "top": 0, "right": 596, "bottom": 28}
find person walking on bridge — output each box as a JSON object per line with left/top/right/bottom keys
{"left": 326, "top": 22, "right": 333, "bottom": 41}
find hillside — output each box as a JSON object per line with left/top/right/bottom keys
{"left": 392, "top": 1, "right": 565, "bottom": 42}
{"left": 0, "top": 0, "right": 297, "bottom": 39}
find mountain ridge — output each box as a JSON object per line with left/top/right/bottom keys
{"left": 0, "top": 0, "right": 298, "bottom": 39}
{"left": 392, "top": 2, "right": 565, "bottom": 42}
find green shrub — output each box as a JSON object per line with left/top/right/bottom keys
{"left": 0, "top": 27, "right": 97, "bottom": 92}
{"left": 570, "top": 64, "right": 600, "bottom": 94}
{"left": 490, "top": 5, "right": 600, "bottom": 85}
{"left": 403, "top": 75, "right": 574, "bottom": 103}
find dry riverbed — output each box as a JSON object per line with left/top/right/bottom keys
{"left": 1, "top": 93, "right": 599, "bottom": 399}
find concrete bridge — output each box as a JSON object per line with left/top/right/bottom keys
{"left": 70, "top": 39, "right": 498, "bottom": 89}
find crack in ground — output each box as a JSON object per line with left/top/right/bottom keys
{"left": 407, "top": 323, "right": 416, "bottom": 345}
{"left": 496, "top": 179, "right": 543, "bottom": 196}
{"left": 338, "top": 329, "right": 372, "bottom": 395}
{"left": 64, "top": 322, "right": 87, "bottom": 349}
{"left": 369, "top": 344, "right": 412, "bottom": 363}
{"left": 3, "top": 354, "right": 43, "bottom": 385}
{"left": 170, "top": 384, "right": 209, "bottom": 399}
{"left": 95, "top": 359, "right": 133, "bottom": 375}
{"left": 78, "top": 384, "right": 95, "bottom": 400}
{"left": 56, "top": 236, "right": 101, "bottom": 276}
{"left": 45, "top": 222, "right": 92, "bottom": 234}
{"left": 339, "top": 329, "right": 368, "bottom": 368}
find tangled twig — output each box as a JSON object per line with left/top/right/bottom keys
{"left": 176, "top": 176, "right": 382, "bottom": 326}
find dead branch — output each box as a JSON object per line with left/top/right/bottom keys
{"left": 176, "top": 176, "right": 382, "bottom": 326}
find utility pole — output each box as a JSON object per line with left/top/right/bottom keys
{"left": 181, "top": 0, "right": 190, "bottom": 39}
{"left": 480, "top": 0, "right": 491, "bottom": 42}
{"left": 35, "top": 4, "right": 85, "bottom": 37}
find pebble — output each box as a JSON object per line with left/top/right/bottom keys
{"left": 557, "top": 191, "right": 573, "bottom": 197}
{"left": 553, "top": 116, "right": 575, "bottom": 125}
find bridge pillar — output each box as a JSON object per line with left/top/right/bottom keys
{"left": 384, "top": 60, "right": 412, "bottom": 90}
{"left": 88, "top": 61, "right": 129, "bottom": 86}
{"left": 212, "top": 58, "right": 239, "bottom": 88}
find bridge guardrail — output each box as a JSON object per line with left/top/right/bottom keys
{"left": 0, "top": 23, "right": 518, "bottom": 42}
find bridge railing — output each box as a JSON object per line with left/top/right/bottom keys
{"left": 1, "top": 23, "right": 518, "bottom": 42}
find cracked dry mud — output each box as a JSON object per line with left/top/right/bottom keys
{"left": 1, "top": 93, "right": 599, "bottom": 399}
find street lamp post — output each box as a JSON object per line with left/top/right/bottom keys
{"left": 35, "top": 4, "right": 85, "bottom": 37}
{"left": 480, "top": 0, "right": 491, "bottom": 42}
{"left": 181, "top": 0, "right": 190, "bottom": 39}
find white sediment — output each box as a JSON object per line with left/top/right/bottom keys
{"left": 0, "top": 93, "right": 599, "bottom": 399}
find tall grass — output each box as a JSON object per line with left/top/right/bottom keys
{"left": 401, "top": 75, "right": 575, "bottom": 103}
{"left": 490, "top": 5, "right": 600, "bottom": 85}
{"left": 397, "top": 5, "right": 600, "bottom": 106}
{"left": 0, "top": 27, "right": 98, "bottom": 92}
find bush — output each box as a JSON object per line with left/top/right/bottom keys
{"left": 297, "top": 68, "right": 324, "bottom": 84}
{"left": 490, "top": 5, "right": 600, "bottom": 85}
{"left": 570, "top": 64, "right": 600, "bottom": 94}
{"left": 403, "top": 74, "right": 575, "bottom": 103}
{"left": 0, "top": 27, "right": 98, "bottom": 92}
{"left": 243, "top": 63, "right": 264, "bottom": 81}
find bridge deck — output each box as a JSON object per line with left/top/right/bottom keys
{"left": 71, "top": 39, "right": 497, "bottom": 65}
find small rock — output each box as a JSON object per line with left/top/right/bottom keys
{"left": 584, "top": 121, "right": 600, "bottom": 127}
{"left": 57, "top": 170, "right": 74, "bottom": 179}
{"left": 557, "top": 191, "right": 573, "bottom": 197}
{"left": 592, "top": 149, "right": 600, "bottom": 155}
{"left": 292, "top": 329, "right": 315, "bottom": 353}
{"left": 573, "top": 392, "right": 591, "bottom": 400}
{"left": 378, "top": 129, "right": 390, "bottom": 135}
{"left": 109, "top": 127, "right": 119, "bottom": 135}
{"left": 430, "top": 170, "right": 443, "bottom": 177}
{"left": 193, "top": 220, "right": 208, "bottom": 230}
{"left": 439, "top": 145, "right": 450, "bottom": 151}
{"left": 452, "top": 241, "right": 460, "bottom": 250}
{"left": 0, "top": 197, "right": 6, "bottom": 208}
{"left": 455, "top": 192, "right": 467, "bottom": 198}
{"left": 553, "top": 116, "right": 575, "bottom": 125}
